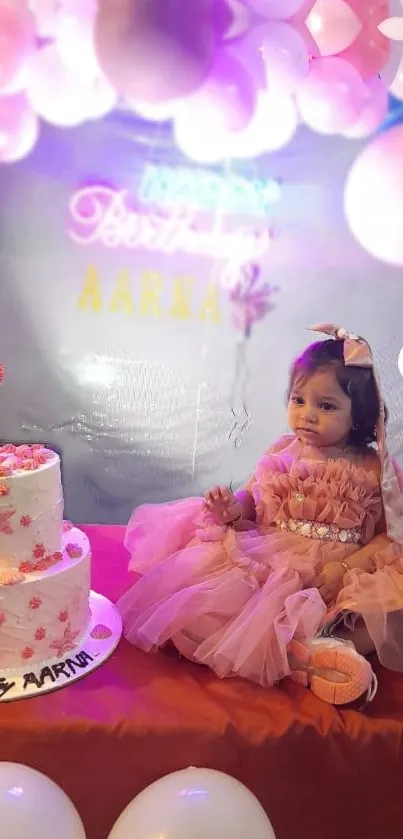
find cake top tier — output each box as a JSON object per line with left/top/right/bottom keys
{"left": 0, "top": 444, "right": 56, "bottom": 477}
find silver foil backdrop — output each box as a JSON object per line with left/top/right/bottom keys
{"left": 0, "top": 114, "right": 402, "bottom": 524}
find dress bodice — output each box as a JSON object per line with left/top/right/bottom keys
{"left": 249, "top": 450, "right": 383, "bottom": 545}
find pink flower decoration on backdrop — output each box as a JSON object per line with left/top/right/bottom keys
{"left": 0, "top": 364, "right": 4, "bottom": 385}
{"left": 229, "top": 263, "right": 279, "bottom": 338}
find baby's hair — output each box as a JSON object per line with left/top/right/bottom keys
{"left": 288, "top": 338, "right": 387, "bottom": 448}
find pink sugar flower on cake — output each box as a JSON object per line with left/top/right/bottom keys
{"left": 20, "top": 459, "right": 36, "bottom": 471}
{"left": 0, "top": 466, "right": 12, "bottom": 478}
{"left": 20, "top": 515, "right": 32, "bottom": 528}
{"left": 0, "top": 483, "right": 10, "bottom": 497}
{"left": 58, "top": 609, "right": 69, "bottom": 623}
{"left": 0, "top": 444, "right": 15, "bottom": 454}
{"left": 34, "top": 627, "right": 46, "bottom": 641}
{"left": 33, "top": 557, "right": 53, "bottom": 572}
{"left": 50, "top": 551, "right": 63, "bottom": 564}
{"left": 32, "top": 453, "right": 47, "bottom": 466}
{"left": 63, "top": 520, "right": 73, "bottom": 532}
{"left": 50, "top": 622, "right": 79, "bottom": 657}
{"left": 19, "top": 561, "right": 34, "bottom": 574}
{"left": 29, "top": 596, "right": 42, "bottom": 610}
{"left": 65, "top": 543, "right": 82, "bottom": 559}
{"left": 32, "top": 543, "right": 46, "bottom": 560}
{"left": 0, "top": 509, "right": 15, "bottom": 534}
{"left": 21, "top": 646, "right": 34, "bottom": 659}
{"left": 15, "top": 445, "right": 32, "bottom": 458}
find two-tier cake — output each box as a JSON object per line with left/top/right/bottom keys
{"left": 0, "top": 442, "right": 122, "bottom": 702}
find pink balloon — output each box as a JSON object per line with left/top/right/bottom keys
{"left": 27, "top": 45, "right": 90, "bottom": 127}
{"left": 248, "top": 0, "right": 307, "bottom": 19}
{"left": 179, "top": 50, "right": 256, "bottom": 136}
{"left": 342, "top": 75, "right": 388, "bottom": 138}
{"left": 0, "top": 5, "right": 35, "bottom": 94}
{"left": 296, "top": 56, "right": 366, "bottom": 133}
{"left": 306, "top": 0, "right": 362, "bottom": 57}
{"left": 0, "top": 93, "right": 37, "bottom": 163}
{"left": 258, "top": 21, "right": 309, "bottom": 93}
{"left": 337, "top": 1, "right": 389, "bottom": 78}
{"left": 94, "top": 0, "right": 216, "bottom": 104}
{"left": 344, "top": 125, "right": 403, "bottom": 266}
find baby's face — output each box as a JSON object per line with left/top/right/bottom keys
{"left": 288, "top": 367, "right": 353, "bottom": 449}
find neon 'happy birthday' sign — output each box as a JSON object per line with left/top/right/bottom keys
{"left": 138, "top": 164, "right": 281, "bottom": 216}
{"left": 68, "top": 186, "right": 273, "bottom": 264}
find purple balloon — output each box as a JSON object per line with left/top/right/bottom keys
{"left": 95, "top": 0, "right": 216, "bottom": 103}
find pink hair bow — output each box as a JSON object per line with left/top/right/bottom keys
{"left": 310, "top": 323, "right": 403, "bottom": 545}
{"left": 310, "top": 323, "right": 372, "bottom": 368}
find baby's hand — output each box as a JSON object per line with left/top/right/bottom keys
{"left": 314, "top": 561, "right": 345, "bottom": 606}
{"left": 204, "top": 486, "right": 242, "bottom": 525}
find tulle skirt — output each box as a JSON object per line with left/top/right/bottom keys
{"left": 117, "top": 498, "right": 403, "bottom": 685}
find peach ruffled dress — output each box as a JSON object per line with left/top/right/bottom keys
{"left": 118, "top": 436, "right": 403, "bottom": 686}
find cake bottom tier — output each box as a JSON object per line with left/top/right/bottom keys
{"left": 0, "top": 527, "right": 91, "bottom": 670}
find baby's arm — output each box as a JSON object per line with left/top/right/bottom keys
{"left": 234, "top": 489, "right": 256, "bottom": 522}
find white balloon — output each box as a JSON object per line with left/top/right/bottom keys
{"left": 230, "top": 89, "right": 298, "bottom": 157}
{"left": 0, "top": 763, "right": 86, "bottom": 839}
{"left": 108, "top": 768, "right": 276, "bottom": 839}
{"left": 27, "top": 45, "right": 89, "bottom": 127}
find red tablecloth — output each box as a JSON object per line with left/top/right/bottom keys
{"left": 1, "top": 524, "right": 403, "bottom": 839}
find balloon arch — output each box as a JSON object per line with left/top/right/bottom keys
{"left": 0, "top": 0, "right": 403, "bottom": 263}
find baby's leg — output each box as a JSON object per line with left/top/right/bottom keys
{"left": 336, "top": 616, "right": 375, "bottom": 656}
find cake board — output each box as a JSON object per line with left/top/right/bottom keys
{"left": 0, "top": 591, "right": 122, "bottom": 702}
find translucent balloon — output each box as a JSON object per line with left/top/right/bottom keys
{"left": 95, "top": 0, "right": 216, "bottom": 104}
{"left": 0, "top": 5, "right": 35, "bottom": 94}
{"left": 296, "top": 56, "right": 366, "bottom": 134}
{"left": 27, "top": 44, "right": 90, "bottom": 127}
{"left": 248, "top": 0, "right": 307, "bottom": 19}
{"left": 342, "top": 75, "right": 388, "bottom": 137}
{"left": 0, "top": 93, "right": 36, "bottom": 163}
{"left": 229, "top": 89, "right": 298, "bottom": 157}
{"left": 258, "top": 21, "right": 309, "bottom": 93}
{"left": 306, "top": 0, "right": 362, "bottom": 56}
{"left": 177, "top": 50, "right": 256, "bottom": 136}
{"left": 108, "top": 768, "right": 276, "bottom": 839}
{"left": 0, "top": 763, "right": 86, "bottom": 839}
{"left": 344, "top": 125, "right": 403, "bottom": 266}
{"left": 55, "top": 0, "right": 100, "bottom": 81}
